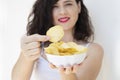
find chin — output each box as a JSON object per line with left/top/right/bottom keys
{"left": 63, "top": 26, "right": 74, "bottom": 31}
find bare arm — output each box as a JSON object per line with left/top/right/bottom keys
{"left": 76, "top": 43, "right": 104, "bottom": 80}
{"left": 12, "top": 52, "right": 36, "bottom": 80}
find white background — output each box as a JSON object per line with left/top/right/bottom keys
{"left": 0, "top": 0, "right": 120, "bottom": 80}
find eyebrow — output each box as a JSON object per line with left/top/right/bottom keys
{"left": 64, "top": 0, "right": 73, "bottom": 3}
{"left": 56, "top": 0, "right": 73, "bottom": 5}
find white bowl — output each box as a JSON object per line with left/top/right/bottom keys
{"left": 46, "top": 53, "right": 86, "bottom": 67}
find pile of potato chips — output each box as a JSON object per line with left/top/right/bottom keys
{"left": 45, "top": 25, "right": 87, "bottom": 56}
{"left": 44, "top": 41, "right": 87, "bottom": 56}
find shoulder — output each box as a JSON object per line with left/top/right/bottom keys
{"left": 88, "top": 43, "right": 104, "bottom": 51}
{"left": 87, "top": 42, "right": 104, "bottom": 57}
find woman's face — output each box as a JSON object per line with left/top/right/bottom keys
{"left": 52, "top": 0, "right": 81, "bottom": 31}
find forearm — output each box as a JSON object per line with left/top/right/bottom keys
{"left": 12, "top": 53, "right": 35, "bottom": 80}
{"left": 60, "top": 73, "right": 77, "bottom": 80}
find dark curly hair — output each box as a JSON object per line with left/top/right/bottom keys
{"left": 27, "top": 0, "right": 94, "bottom": 42}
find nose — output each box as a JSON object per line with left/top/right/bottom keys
{"left": 59, "top": 7, "right": 67, "bottom": 15}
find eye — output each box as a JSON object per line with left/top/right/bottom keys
{"left": 65, "top": 3, "right": 73, "bottom": 6}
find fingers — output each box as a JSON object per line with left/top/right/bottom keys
{"left": 64, "top": 66, "right": 73, "bottom": 74}
{"left": 20, "top": 34, "right": 50, "bottom": 61}
{"left": 58, "top": 66, "right": 65, "bottom": 73}
{"left": 49, "top": 64, "right": 81, "bottom": 74}
{"left": 49, "top": 63, "right": 65, "bottom": 73}
{"left": 21, "top": 34, "right": 50, "bottom": 44}
{"left": 24, "top": 48, "right": 40, "bottom": 56}
{"left": 22, "top": 42, "right": 40, "bottom": 51}
{"left": 49, "top": 63, "right": 56, "bottom": 69}
{"left": 56, "top": 64, "right": 81, "bottom": 74}
{"left": 73, "top": 64, "right": 79, "bottom": 73}
{"left": 57, "top": 65, "right": 73, "bottom": 74}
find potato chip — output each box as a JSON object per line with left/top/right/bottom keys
{"left": 44, "top": 46, "right": 59, "bottom": 55}
{"left": 46, "top": 25, "right": 64, "bottom": 42}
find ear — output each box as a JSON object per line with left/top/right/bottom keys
{"left": 77, "top": 1, "right": 81, "bottom": 14}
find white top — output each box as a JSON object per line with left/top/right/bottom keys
{"left": 35, "top": 57, "right": 60, "bottom": 80}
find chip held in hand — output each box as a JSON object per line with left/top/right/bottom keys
{"left": 46, "top": 25, "right": 64, "bottom": 42}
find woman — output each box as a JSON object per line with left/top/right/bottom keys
{"left": 12, "top": 0, "right": 104, "bottom": 80}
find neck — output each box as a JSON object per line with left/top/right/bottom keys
{"left": 61, "top": 30, "right": 74, "bottom": 42}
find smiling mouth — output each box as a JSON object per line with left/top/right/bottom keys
{"left": 58, "top": 17, "right": 70, "bottom": 23}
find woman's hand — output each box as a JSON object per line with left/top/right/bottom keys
{"left": 49, "top": 63, "right": 81, "bottom": 80}
{"left": 49, "top": 63, "right": 82, "bottom": 74}
{"left": 21, "top": 34, "right": 50, "bottom": 62}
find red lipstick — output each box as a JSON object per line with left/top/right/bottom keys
{"left": 58, "top": 17, "right": 70, "bottom": 23}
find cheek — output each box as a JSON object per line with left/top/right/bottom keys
{"left": 71, "top": 12, "right": 79, "bottom": 24}
{"left": 73, "top": 8, "right": 80, "bottom": 20}
{"left": 69, "top": 6, "right": 80, "bottom": 18}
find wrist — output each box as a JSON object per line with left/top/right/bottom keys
{"left": 20, "top": 52, "right": 37, "bottom": 63}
